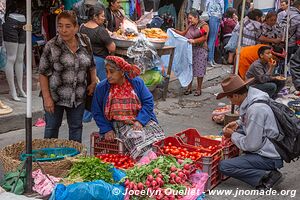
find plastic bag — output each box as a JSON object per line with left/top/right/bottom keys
{"left": 49, "top": 168, "right": 126, "bottom": 200}
{"left": 127, "top": 34, "right": 162, "bottom": 73}
{"left": 121, "top": 17, "right": 138, "bottom": 34}
{"left": 32, "top": 169, "right": 61, "bottom": 197}
{"left": 127, "top": 129, "right": 145, "bottom": 141}
{"left": 140, "top": 69, "right": 163, "bottom": 87}
{"left": 182, "top": 172, "right": 209, "bottom": 200}
{"left": 137, "top": 150, "right": 157, "bottom": 165}
{"left": 136, "top": 12, "right": 154, "bottom": 27}
{"left": 110, "top": 167, "right": 126, "bottom": 183}
{"left": 50, "top": 167, "right": 126, "bottom": 200}
{"left": 52, "top": 181, "right": 125, "bottom": 200}
{"left": 224, "top": 31, "right": 239, "bottom": 52}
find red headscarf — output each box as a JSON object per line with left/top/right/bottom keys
{"left": 106, "top": 56, "right": 141, "bottom": 79}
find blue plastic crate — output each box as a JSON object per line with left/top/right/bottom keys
{"left": 20, "top": 147, "right": 80, "bottom": 162}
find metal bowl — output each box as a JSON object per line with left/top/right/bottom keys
{"left": 149, "top": 39, "right": 166, "bottom": 49}
{"left": 112, "top": 37, "right": 136, "bottom": 48}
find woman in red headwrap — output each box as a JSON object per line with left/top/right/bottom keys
{"left": 91, "top": 56, "right": 165, "bottom": 159}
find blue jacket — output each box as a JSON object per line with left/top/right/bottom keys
{"left": 91, "top": 77, "right": 158, "bottom": 134}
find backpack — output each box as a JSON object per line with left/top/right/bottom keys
{"left": 251, "top": 99, "right": 300, "bottom": 163}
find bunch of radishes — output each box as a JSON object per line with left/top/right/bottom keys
{"left": 124, "top": 163, "right": 194, "bottom": 199}
{"left": 169, "top": 164, "right": 192, "bottom": 185}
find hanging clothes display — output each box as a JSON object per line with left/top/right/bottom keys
{"left": 136, "top": 0, "right": 141, "bottom": 18}
{"left": 158, "top": 4, "right": 177, "bottom": 31}
{"left": 130, "top": 0, "right": 135, "bottom": 17}
{"left": 63, "top": 0, "right": 80, "bottom": 10}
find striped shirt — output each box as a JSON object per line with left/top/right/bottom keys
{"left": 233, "top": 16, "right": 262, "bottom": 47}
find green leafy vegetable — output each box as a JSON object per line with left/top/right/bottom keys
{"left": 68, "top": 157, "right": 114, "bottom": 183}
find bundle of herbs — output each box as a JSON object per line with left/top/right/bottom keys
{"left": 67, "top": 157, "right": 114, "bottom": 183}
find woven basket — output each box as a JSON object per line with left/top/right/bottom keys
{"left": 0, "top": 139, "right": 87, "bottom": 178}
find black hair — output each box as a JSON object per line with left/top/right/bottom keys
{"left": 228, "top": 86, "right": 248, "bottom": 97}
{"left": 272, "top": 46, "right": 284, "bottom": 54}
{"left": 86, "top": 5, "right": 105, "bottom": 20}
{"left": 225, "top": 7, "right": 237, "bottom": 18}
{"left": 281, "top": 0, "right": 288, "bottom": 4}
{"left": 294, "top": 0, "right": 300, "bottom": 7}
{"left": 108, "top": 0, "right": 118, "bottom": 7}
{"left": 265, "top": 11, "right": 277, "bottom": 20}
{"left": 258, "top": 46, "right": 272, "bottom": 57}
{"left": 247, "top": 9, "right": 263, "bottom": 20}
{"left": 188, "top": 9, "right": 203, "bottom": 19}
{"left": 235, "top": 86, "right": 248, "bottom": 95}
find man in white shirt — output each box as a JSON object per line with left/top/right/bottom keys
{"left": 277, "top": 0, "right": 288, "bottom": 24}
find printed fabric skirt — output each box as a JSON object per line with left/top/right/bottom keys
{"left": 193, "top": 46, "right": 208, "bottom": 77}
{"left": 113, "top": 120, "right": 165, "bottom": 159}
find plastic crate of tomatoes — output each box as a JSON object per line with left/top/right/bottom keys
{"left": 96, "top": 154, "right": 135, "bottom": 169}
{"left": 90, "top": 132, "right": 127, "bottom": 156}
{"left": 153, "top": 136, "right": 221, "bottom": 191}
{"left": 222, "top": 138, "right": 240, "bottom": 160}
{"left": 221, "top": 138, "right": 240, "bottom": 180}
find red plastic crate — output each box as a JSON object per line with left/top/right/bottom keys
{"left": 153, "top": 136, "right": 221, "bottom": 191}
{"left": 221, "top": 140, "right": 240, "bottom": 180}
{"left": 176, "top": 128, "right": 222, "bottom": 150}
{"left": 90, "top": 132, "right": 126, "bottom": 156}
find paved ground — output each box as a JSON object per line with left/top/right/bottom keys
{"left": 0, "top": 65, "right": 299, "bottom": 199}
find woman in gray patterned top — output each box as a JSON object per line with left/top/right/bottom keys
{"left": 39, "top": 11, "right": 97, "bottom": 143}
{"left": 261, "top": 11, "right": 284, "bottom": 46}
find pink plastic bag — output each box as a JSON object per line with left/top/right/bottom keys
{"left": 182, "top": 172, "right": 209, "bottom": 200}
{"left": 137, "top": 150, "right": 157, "bottom": 165}
{"left": 32, "top": 169, "right": 61, "bottom": 196}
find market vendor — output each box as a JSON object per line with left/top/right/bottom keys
{"left": 217, "top": 75, "right": 283, "bottom": 190}
{"left": 105, "top": 0, "right": 124, "bottom": 32}
{"left": 92, "top": 56, "right": 165, "bottom": 159}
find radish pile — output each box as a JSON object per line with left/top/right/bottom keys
{"left": 123, "top": 156, "right": 196, "bottom": 200}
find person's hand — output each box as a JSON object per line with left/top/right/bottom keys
{"left": 273, "top": 76, "right": 286, "bottom": 81}
{"left": 223, "top": 128, "right": 234, "bottom": 138}
{"left": 87, "top": 82, "right": 97, "bottom": 96}
{"left": 44, "top": 96, "right": 54, "bottom": 114}
{"left": 224, "top": 121, "right": 238, "bottom": 131}
{"left": 233, "top": 13, "right": 238, "bottom": 22}
{"left": 105, "top": 130, "right": 116, "bottom": 141}
{"left": 188, "top": 39, "right": 194, "bottom": 44}
{"left": 268, "top": 58, "right": 277, "bottom": 68}
{"left": 132, "top": 121, "right": 143, "bottom": 131}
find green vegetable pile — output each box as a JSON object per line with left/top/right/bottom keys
{"left": 67, "top": 157, "right": 114, "bottom": 183}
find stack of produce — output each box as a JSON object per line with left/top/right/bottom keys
{"left": 160, "top": 143, "right": 220, "bottom": 161}
{"left": 141, "top": 28, "right": 168, "bottom": 40}
{"left": 123, "top": 156, "right": 196, "bottom": 200}
{"left": 97, "top": 154, "right": 135, "bottom": 169}
{"left": 65, "top": 157, "right": 114, "bottom": 184}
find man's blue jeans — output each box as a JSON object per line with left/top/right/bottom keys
{"left": 208, "top": 16, "right": 221, "bottom": 62}
{"left": 44, "top": 103, "right": 85, "bottom": 143}
{"left": 219, "top": 153, "right": 283, "bottom": 187}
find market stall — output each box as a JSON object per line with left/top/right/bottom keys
{"left": 114, "top": 46, "right": 175, "bottom": 100}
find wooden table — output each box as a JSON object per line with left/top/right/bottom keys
{"left": 114, "top": 46, "right": 175, "bottom": 100}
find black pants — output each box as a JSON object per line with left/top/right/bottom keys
{"left": 252, "top": 80, "right": 286, "bottom": 99}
